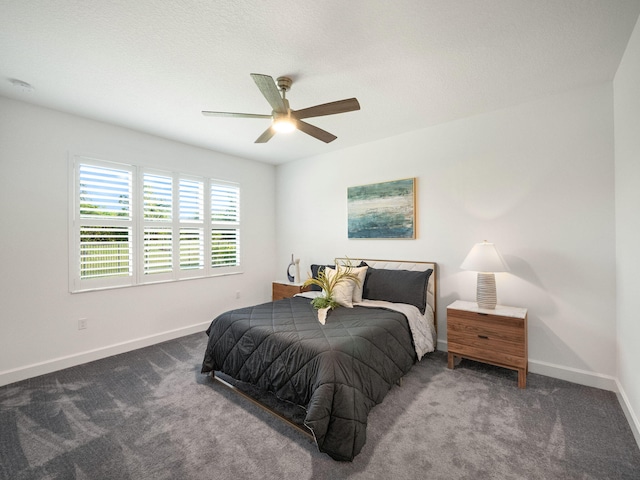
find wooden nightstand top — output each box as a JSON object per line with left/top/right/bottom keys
{"left": 273, "top": 280, "right": 307, "bottom": 287}
{"left": 448, "top": 300, "right": 527, "bottom": 319}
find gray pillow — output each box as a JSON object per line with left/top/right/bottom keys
{"left": 309, "top": 264, "right": 334, "bottom": 291}
{"left": 362, "top": 266, "right": 433, "bottom": 313}
{"left": 309, "top": 262, "right": 365, "bottom": 291}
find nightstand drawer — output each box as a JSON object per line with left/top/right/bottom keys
{"left": 448, "top": 311, "right": 524, "bottom": 353}
{"left": 448, "top": 309, "right": 525, "bottom": 341}
{"left": 447, "top": 329, "right": 525, "bottom": 358}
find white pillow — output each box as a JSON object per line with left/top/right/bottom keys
{"left": 339, "top": 265, "right": 368, "bottom": 303}
{"left": 325, "top": 266, "right": 356, "bottom": 308}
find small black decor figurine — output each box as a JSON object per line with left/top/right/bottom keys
{"left": 287, "top": 254, "right": 295, "bottom": 282}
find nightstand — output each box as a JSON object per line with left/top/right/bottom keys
{"left": 447, "top": 300, "right": 528, "bottom": 388}
{"left": 272, "top": 281, "right": 310, "bottom": 301}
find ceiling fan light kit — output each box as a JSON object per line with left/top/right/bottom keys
{"left": 272, "top": 113, "right": 296, "bottom": 133}
{"left": 202, "top": 73, "right": 360, "bottom": 144}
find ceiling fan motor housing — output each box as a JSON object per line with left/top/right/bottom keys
{"left": 277, "top": 76, "right": 292, "bottom": 92}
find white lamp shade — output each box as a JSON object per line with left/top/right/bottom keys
{"left": 460, "top": 241, "right": 509, "bottom": 273}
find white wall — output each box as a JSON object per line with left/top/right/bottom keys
{"left": 276, "top": 84, "right": 617, "bottom": 389}
{"left": 0, "top": 97, "right": 276, "bottom": 386}
{"left": 614, "top": 15, "right": 640, "bottom": 444}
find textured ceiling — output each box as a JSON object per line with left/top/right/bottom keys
{"left": 1, "top": 1, "right": 639, "bottom": 164}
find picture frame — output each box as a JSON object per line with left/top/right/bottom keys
{"left": 347, "top": 178, "right": 416, "bottom": 239}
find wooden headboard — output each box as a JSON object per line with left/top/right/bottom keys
{"left": 334, "top": 258, "right": 437, "bottom": 331}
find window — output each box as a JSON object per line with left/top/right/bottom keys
{"left": 70, "top": 156, "right": 241, "bottom": 292}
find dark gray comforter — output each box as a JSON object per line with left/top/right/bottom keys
{"left": 201, "top": 296, "right": 416, "bottom": 461}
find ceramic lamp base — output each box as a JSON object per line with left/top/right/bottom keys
{"left": 476, "top": 272, "right": 497, "bottom": 309}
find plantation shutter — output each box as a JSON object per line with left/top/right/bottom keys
{"left": 143, "top": 173, "right": 173, "bottom": 277}
{"left": 75, "top": 162, "right": 133, "bottom": 289}
{"left": 179, "top": 178, "right": 205, "bottom": 273}
{"left": 80, "top": 226, "right": 131, "bottom": 279}
{"left": 180, "top": 228, "right": 204, "bottom": 270}
{"left": 143, "top": 173, "right": 172, "bottom": 221}
{"left": 211, "top": 183, "right": 240, "bottom": 268}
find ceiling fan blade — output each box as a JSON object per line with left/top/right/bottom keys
{"left": 296, "top": 120, "right": 337, "bottom": 143}
{"left": 292, "top": 98, "right": 360, "bottom": 120}
{"left": 250, "top": 73, "right": 287, "bottom": 114}
{"left": 255, "top": 126, "right": 276, "bottom": 143}
{"left": 202, "top": 111, "right": 272, "bottom": 119}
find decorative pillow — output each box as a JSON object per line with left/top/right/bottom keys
{"left": 339, "top": 265, "right": 368, "bottom": 303}
{"left": 362, "top": 267, "right": 433, "bottom": 313}
{"left": 325, "top": 266, "right": 355, "bottom": 308}
{"left": 309, "top": 264, "right": 334, "bottom": 291}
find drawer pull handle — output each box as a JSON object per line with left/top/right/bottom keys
{"left": 478, "top": 335, "right": 489, "bottom": 339}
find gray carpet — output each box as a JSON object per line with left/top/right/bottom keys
{"left": 1, "top": 333, "right": 639, "bottom": 480}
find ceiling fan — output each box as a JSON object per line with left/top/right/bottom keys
{"left": 202, "top": 74, "right": 360, "bottom": 144}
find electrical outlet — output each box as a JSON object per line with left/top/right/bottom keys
{"left": 235, "top": 291, "right": 241, "bottom": 299}
{"left": 78, "top": 318, "right": 88, "bottom": 330}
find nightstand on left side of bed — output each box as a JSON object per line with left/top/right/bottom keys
{"left": 272, "top": 281, "right": 310, "bottom": 301}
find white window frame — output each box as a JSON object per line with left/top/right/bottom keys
{"left": 69, "top": 154, "right": 242, "bottom": 293}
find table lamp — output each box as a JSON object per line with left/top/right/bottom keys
{"left": 460, "top": 241, "right": 509, "bottom": 309}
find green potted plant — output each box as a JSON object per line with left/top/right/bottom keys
{"left": 303, "top": 262, "right": 360, "bottom": 323}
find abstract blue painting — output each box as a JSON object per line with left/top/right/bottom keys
{"left": 347, "top": 178, "right": 416, "bottom": 239}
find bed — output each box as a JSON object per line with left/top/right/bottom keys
{"left": 201, "top": 259, "right": 437, "bottom": 461}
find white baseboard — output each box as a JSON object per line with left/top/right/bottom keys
{"left": 0, "top": 322, "right": 211, "bottom": 388}
{"left": 616, "top": 379, "right": 640, "bottom": 450}
{"left": 527, "top": 359, "right": 618, "bottom": 392}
